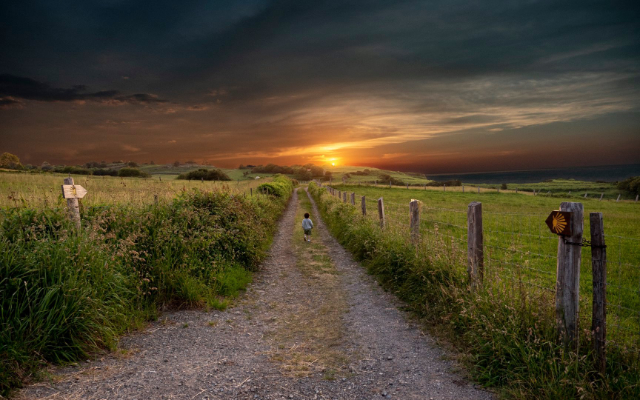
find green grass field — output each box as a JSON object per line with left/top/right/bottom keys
{"left": 332, "top": 183, "right": 640, "bottom": 348}
{"left": 0, "top": 172, "right": 271, "bottom": 209}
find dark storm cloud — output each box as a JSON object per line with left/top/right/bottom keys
{"left": 0, "top": 74, "right": 167, "bottom": 105}
{"left": 1, "top": 0, "right": 639, "bottom": 169}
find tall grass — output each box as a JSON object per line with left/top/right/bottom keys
{"left": 309, "top": 182, "right": 639, "bottom": 399}
{"left": 0, "top": 175, "right": 294, "bottom": 396}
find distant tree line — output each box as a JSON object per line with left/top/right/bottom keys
{"left": 250, "top": 163, "right": 327, "bottom": 181}
{"left": 0, "top": 152, "right": 151, "bottom": 178}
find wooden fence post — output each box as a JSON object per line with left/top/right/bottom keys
{"left": 63, "top": 176, "right": 81, "bottom": 230}
{"left": 467, "top": 202, "right": 483, "bottom": 288}
{"left": 406, "top": 183, "right": 408, "bottom": 189}
{"left": 616, "top": 194, "right": 620, "bottom": 202}
{"left": 477, "top": 187, "right": 480, "bottom": 194}
{"left": 410, "top": 200, "right": 420, "bottom": 244}
{"left": 599, "top": 193, "right": 604, "bottom": 201}
{"left": 590, "top": 212, "right": 607, "bottom": 374}
{"left": 361, "top": 196, "right": 366, "bottom": 216}
{"left": 250, "top": 188, "right": 253, "bottom": 197}
{"left": 584, "top": 193, "right": 588, "bottom": 198}
{"left": 555, "top": 202, "right": 584, "bottom": 349}
{"left": 636, "top": 194, "right": 639, "bottom": 203}
{"left": 343, "top": 192, "right": 347, "bottom": 203}
{"left": 462, "top": 185, "right": 464, "bottom": 193}
{"left": 350, "top": 192, "right": 355, "bottom": 205}
{"left": 443, "top": 184, "right": 446, "bottom": 192}
{"left": 515, "top": 188, "right": 518, "bottom": 194}
{"left": 378, "top": 197, "right": 385, "bottom": 228}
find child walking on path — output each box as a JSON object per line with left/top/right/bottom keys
{"left": 302, "top": 212, "right": 314, "bottom": 242}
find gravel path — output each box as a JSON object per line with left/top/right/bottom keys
{"left": 17, "top": 189, "right": 493, "bottom": 400}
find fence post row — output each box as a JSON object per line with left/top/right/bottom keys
{"left": 590, "top": 212, "right": 607, "bottom": 374}
{"left": 361, "top": 196, "right": 366, "bottom": 216}
{"left": 555, "top": 202, "right": 583, "bottom": 350}
{"left": 63, "top": 176, "right": 81, "bottom": 230}
{"left": 467, "top": 201, "right": 483, "bottom": 289}
{"left": 378, "top": 197, "right": 385, "bottom": 228}
{"left": 410, "top": 200, "right": 420, "bottom": 244}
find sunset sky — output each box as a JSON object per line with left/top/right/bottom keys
{"left": 1, "top": 0, "right": 639, "bottom": 173}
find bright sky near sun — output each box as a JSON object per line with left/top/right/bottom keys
{"left": 1, "top": 1, "right": 639, "bottom": 173}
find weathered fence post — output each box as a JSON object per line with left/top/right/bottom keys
{"left": 63, "top": 176, "right": 81, "bottom": 230}
{"left": 555, "top": 201, "right": 584, "bottom": 349}
{"left": 515, "top": 188, "right": 518, "bottom": 194}
{"left": 343, "top": 192, "right": 347, "bottom": 203}
{"left": 443, "top": 184, "right": 446, "bottom": 192}
{"left": 636, "top": 194, "right": 639, "bottom": 203}
{"left": 590, "top": 212, "right": 607, "bottom": 374}
{"left": 467, "top": 201, "right": 483, "bottom": 288}
{"left": 599, "top": 193, "right": 604, "bottom": 201}
{"left": 584, "top": 193, "right": 588, "bottom": 198}
{"left": 250, "top": 188, "right": 253, "bottom": 197}
{"left": 477, "top": 187, "right": 480, "bottom": 194}
{"left": 361, "top": 196, "right": 366, "bottom": 216}
{"left": 410, "top": 200, "right": 420, "bottom": 244}
{"left": 616, "top": 194, "right": 620, "bottom": 202}
{"left": 350, "top": 192, "right": 355, "bottom": 205}
{"left": 462, "top": 185, "right": 464, "bottom": 193}
{"left": 378, "top": 197, "right": 385, "bottom": 228}
{"left": 406, "top": 183, "right": 409, "bottom": 189}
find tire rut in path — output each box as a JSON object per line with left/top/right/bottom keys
{"left": 17, "top": 188, "right": 493, "bottom": 400}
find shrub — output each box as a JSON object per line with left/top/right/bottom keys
{"left": 618, "top": 176, "right": 640, "bottom": 196}
{"left": 257, "top": 175, "right": 295, "bottom": 197}
{"left": 92, "top": 168, "right": 118, "bottom": 176}
{"left": 118, "top": 168, "right": 150, "bottom": 178}
{"left": 176, "top": 168, "right": 231, "bottom": 181}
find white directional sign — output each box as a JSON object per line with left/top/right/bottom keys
{"left": 61, "top": 184, "right": 88, "bottom": 199}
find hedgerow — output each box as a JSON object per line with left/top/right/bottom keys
{"left": 308, "top": 182, "right": 639, "bottom": 399}
{"left": 0, "top": 179, "right": 293, "bottom": 396}
{"left": 257, "top": 174, "right": 295, "bottom": 198}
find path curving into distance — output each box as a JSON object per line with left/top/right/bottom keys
{"left": 18, "top": 188, "right": 493, "bottom": 400}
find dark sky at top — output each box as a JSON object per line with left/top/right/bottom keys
{"left": 1, "top": 0, "right": 639, "bottom": 172}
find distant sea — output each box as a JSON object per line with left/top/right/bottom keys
{"left": 424, "top": 164, "right": 640, "bottom": 184}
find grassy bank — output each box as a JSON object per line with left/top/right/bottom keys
{"left": 0, "top": 175, "right": 294, "bottom": 396}
{"left": 309, "top": 182, "right": 639, "bottom": 399}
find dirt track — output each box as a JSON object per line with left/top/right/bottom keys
{"left": 18, "top": 188, "right": 493, "bottom": 400}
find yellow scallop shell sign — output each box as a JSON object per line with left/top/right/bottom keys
{"left": 545, "top": 211, "right": 572, "bottom": 236}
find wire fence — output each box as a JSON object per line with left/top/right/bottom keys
{"left": 324, "top": 184, "right": 640, "bottom": 352}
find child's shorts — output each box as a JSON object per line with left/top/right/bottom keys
{"left": 304, "top": 229, "right": 312, "bottom": 235}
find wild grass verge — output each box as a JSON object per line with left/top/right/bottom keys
{"left": 308, "top": 182, "right": 639, "bottom": 399}
{"left": 0, "top": 176, "right": 294, "bottom": 396}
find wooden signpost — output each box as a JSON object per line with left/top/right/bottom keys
{"left": 551, "top": 202, "right": 583, "bottom": 349}
{"left": 61, "top": 177, "right": 87, "bottom": 230}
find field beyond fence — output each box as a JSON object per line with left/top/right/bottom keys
{"left": 312, "top": 181, "right": 639, "bottom": 399}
